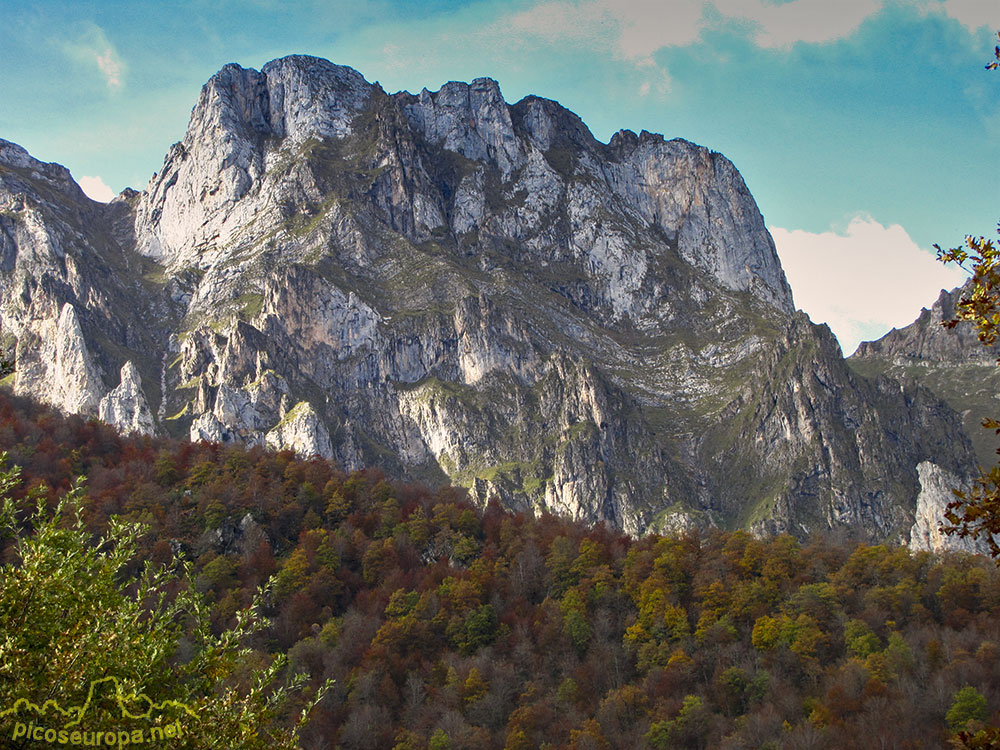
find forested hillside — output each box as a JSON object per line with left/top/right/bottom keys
{"left": 1, "top": 390, "right": 998, "bottom": 749}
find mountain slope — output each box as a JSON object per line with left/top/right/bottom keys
{"left": 1, "top": 389, "right": 996, "bottom": 750}
{"left": 850, "top": 279, "right": 1000, "bottom": 467}
{"left": 0, "top": 55, "right": 977, "bottom": 543}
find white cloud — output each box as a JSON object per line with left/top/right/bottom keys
{"left": 64, "top": 23, "right": 125, "bottom": 91}
{"left": 492, "top": 0, "right": 885, "bottom": 97}
{"left": 771, "top": 215, "right": 968, "bottom": 356}
{"left": 935, "top": 0, "right": 997, "bottom": 32}
{"left": 910, "top": 0, "right": 996, "bottom": 34}
{"left": 508, "top": 1, "right": 610, "bottom": 45}
{"left": 713, "top": 0, "right": 883, "bottom": 48}
{"left": 507, "top": 0, "right": 704, "bottom": 59}
{"left": 638, "top": 61, "right": 673, "bottom": 95}
{"left": 503, "top": 0, "right": 684, "bottom": 97}
{"left": 613, "top": 0, "right": 706, "bottom": 60}
{"left": 78, "top": 176, "right": 116, "bottom": 203}
{"left": 503, "top": 0, "right": 700, "bottom": 69}
{"left": 502, "top": 0, "right": 886, "bottom": 61}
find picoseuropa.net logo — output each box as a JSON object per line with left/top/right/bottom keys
{"left": 0, "top": 676, "right": 196, "bottom": 746}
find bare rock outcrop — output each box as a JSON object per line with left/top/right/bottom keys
{"left": 909, "top": 461, "right": 986, "bottom": 554}
{"left": 99, "top": 361, "right": 156, "bottom": 435}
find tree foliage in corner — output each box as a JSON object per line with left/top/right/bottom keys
{"left": 936, "top": 32, "right": 1000, "bottom": 559}
{"left": 0, "top": 455, "right": 328, "bottom": 750}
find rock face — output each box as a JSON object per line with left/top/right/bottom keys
{"left": 854, "top": 280, "right": 993, "bottom": 364}
{"left": 0, "top": 138, "right": 170, "bottom": 423}
{"left": 909, "top": 461, "right": 984, "bottom": 554}
{"left": 850, "top": 280, "right": 1000, "bottom": 467}
{"left": 0, "top": 56, "right": 980, "bottom": 542}
{"left": 850, "top": 281, "right": 1000, "bottom": 553}
{"left": 99, "top": 361, "right": 155, "bottom": 436}
{"left": 17, "top": 302, "right": 105, "bottom": 416}
{"left": 265, "top": 401, "right": 333, "bottom": 459}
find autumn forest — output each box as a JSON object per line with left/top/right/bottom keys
{"left": 1, "top": 391, "right": 999, "bottom": 749}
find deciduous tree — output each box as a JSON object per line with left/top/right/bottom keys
{"left": 0, "top": 456, "right": 327, "bottom": 749}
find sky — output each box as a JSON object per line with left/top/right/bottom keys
{"left": 0, "top": 0, "right": 996, "bottom": 355}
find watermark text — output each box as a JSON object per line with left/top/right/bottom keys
{"left": 12, "top": 719, "right": 184, "bottom": 745}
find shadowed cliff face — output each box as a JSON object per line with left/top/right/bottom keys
{"left": 850, "top": 279, "right": 1000, "bottom": 468}
{"left": 0, "top": 55, "right": 978, "bottom": 544}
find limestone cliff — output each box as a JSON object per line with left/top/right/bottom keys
{"left": 908, "top": 461, "right": 985, "bottom": 554}
{"left": 0, "top": 56, "right": 979, "bottom": 542}
{"left": 0, "top": 138, "right": 172, "bottom": 423}
{"left": 99, "top": 360, "right": 155, "bottom": 436}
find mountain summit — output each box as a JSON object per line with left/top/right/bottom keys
{"left": 0, "top": 56, "right": 976, "bottom": 543}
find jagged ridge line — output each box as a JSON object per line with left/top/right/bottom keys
{"left": 0, "top": 676, "right": 196, "bottom": 728}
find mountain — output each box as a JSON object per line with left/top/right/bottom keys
{"left": 0, "top": 55, "right": 977, "bottom": 545}
{"left": 850, "top": 280, "right": 1000, "bottom": 467}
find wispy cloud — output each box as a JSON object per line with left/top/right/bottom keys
{"left": 494, "top": 0, "right": 887, "bottom": 100}
{"left": 63, "top": 23, "right": 125, "bottom": 91}
{"left": 713, "top": 0, "right": 883, "bottom": 48}
{"left": 932, "top": 0, "right": 997, "bottom": 33}
{"left": 95, "top": 48, "right": 123, "bottom": 89}
{"left": 772, "top": 215, "right": 968, "bottom": 355}
{"left": 504, "top": 0, "right": 699, "bottom": 71}
{"left": 502, "top": 0, "right": 887, "bottom": 61}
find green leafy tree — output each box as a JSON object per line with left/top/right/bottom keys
{"left": 0, "top": 457, "right": 328, "bottom": 749}
{"left": 948, "top": 686, "right": 990, "bottom": 732}
{"left": 645, "top": 695, "right": 711, "bottom": 750}
{"left": 429, "top": 728, "right": 453, "bottom": 750}
{"left": 937, "top": 32, "right": 1000, "bottom": 558}
{"left": 844, "top": 619, "right": 881, "bottom": 659}
{"left": 560, "top": 589, "right": 591, "bottom": 655}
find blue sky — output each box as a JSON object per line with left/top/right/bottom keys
{"left": 1, "top": 0, "right": 996, "bottom": 354}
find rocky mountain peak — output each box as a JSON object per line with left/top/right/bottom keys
{"left": 849, "top": 278, "right": 1000, "bottom": 468}
{"left": 129, "top": 56, "right": 794, "bottom": 314}
{"left": 854, "top": 278, "right": 991, "bottom": 363}
{"left": 0, "top": 139, "right": 37, "bottom": 169}
{"left": 400, "top": 75, "right": 524, "bottom": 179}
{"left": 99, "top": 360, "right": 155, "bottom": 436}
{"left": 0, "top": 138, "right": 92, "bottom": 207}
{"left": 0, "top": 55, "right": 976, "bottom": 547}
{"left": 259, "top": 55, "right": 372, "bottom": 143}
{"left": 190, "top": 56, "right": 374, "bottom": 146}
{"left": 607, "top": 128, "right": 640, "bottom": 155}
